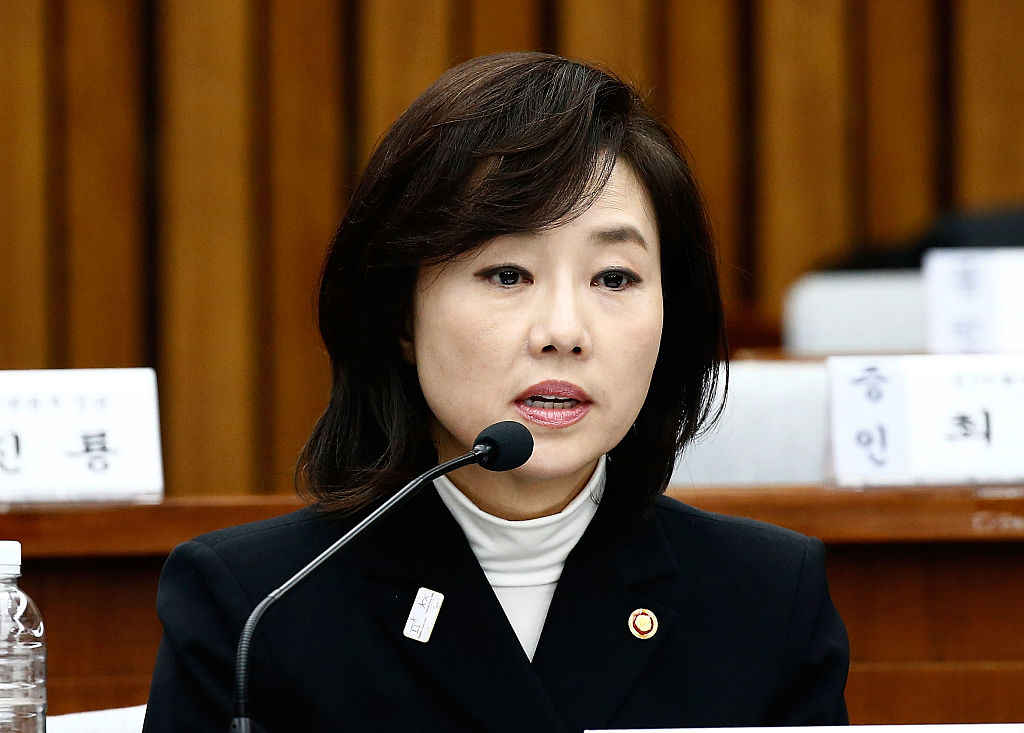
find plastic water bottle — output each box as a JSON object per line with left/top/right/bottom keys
{"left": 0, "top": 541, "right": 45, "bottom": 732}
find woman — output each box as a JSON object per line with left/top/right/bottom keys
{"left": 144, "top": 52, "right": 848, "bottom": 732}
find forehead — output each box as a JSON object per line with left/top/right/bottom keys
{"left": 595, "top": 160, "right": 654, "bottom": 213}
{"left": 581, "top": 160, "right": 657, "bottom": 239}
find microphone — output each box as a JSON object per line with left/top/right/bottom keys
{"left": 229, "top": 421, "right": 533, "bottom": 732}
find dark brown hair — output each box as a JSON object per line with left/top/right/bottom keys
{"left": 298, "top": 51, "right": 726, "bottom": 516}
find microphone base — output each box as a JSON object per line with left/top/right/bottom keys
{"left": 230, "top": 717, "right": 253, "bottom": 732}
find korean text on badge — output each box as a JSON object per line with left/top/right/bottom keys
{"left": 403, "top": 587, "right": 444, "bottom": 643}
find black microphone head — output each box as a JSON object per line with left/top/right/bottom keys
{"left": 473, "top": 421, "right": 534, "bottom": 471}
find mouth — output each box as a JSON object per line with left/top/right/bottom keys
{"left": 514, "top": 380, "right": 592, "bottom": 428}
{"left": 522, "top": 396, "right": 582, "bottom": 409}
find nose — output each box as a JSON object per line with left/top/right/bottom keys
{"left": 527, "top": 277, "right": 592, "bottom": 357}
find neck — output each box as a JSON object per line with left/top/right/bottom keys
{"left": 444, "top": 460, "right": 598, "bottom": 520}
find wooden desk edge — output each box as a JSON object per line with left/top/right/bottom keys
{"left": 3, "top": 496, "right": 303, "bottom": 559}
{"left": 668, "top": 484, "right": 1024, "bottom": 544}
{"left": 3, "top": 485, "right": 1024, "bottom": 558}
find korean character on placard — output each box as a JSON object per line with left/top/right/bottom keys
{"left": 0, "top": 431, "right": 22, "bottom": 474}
{"left": 951, "top": 262, "right": 981, "bottom": 297}
{"left": 852, "top": 366, "right": 887, "bottom": 402}
{"left": 855, "top": 424, "right": 887, "bottom": 466}
{"left": 68, "top": 430, "right": 118, "bottom": 472}
{"left": 947, "top": 409, "right": 992, "bottom": 445}
{"left": 951, "top": 319, "right": 982, "bottom": 350}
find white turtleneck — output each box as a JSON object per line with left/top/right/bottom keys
{"left": 433, "top": 456, "right": 606, "bottom": 661}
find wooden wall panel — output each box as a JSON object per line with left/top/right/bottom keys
{"left": 263, "top": 0, "right": 344, "bottom": 493}
{"left": 828, "top": 542, "right": 1024, "bottom": 723}
{"left": 830, "top": 548, "right": 936, "bottom": 662}
{"left": 558, "top": 0, "right": 655, "bottom": 92}
{"left": 466, "top": 0, "right": 542, "bottom": 56}
{"left": 63, "top": 0, "right": 145, "bottom": 368}
{"left": 5, "top": 0, "right": 1024, "bottom": 504}
{"left": 28, "top": 556, "right": 161, "bottom": 714}
{"left": 357, "top": 0, "right": 454, "bottom": 167}
{"left": 829, "top": 544, "right": 1024, "bottom": 663}
{"left": 755, "top": 0, "right": 853, "bottom": 319}
{"left": 848, "top": 663, "right": 1024, "bottom": 724}
{"left": 158, "top": 0, "right": 258, "bottom": 496}
{"left": 0, "top": 1, "right": 50, "bottom": 369}
{"left": 954, "top": 0, "right": 1024, "bottom": 209}
{"left": 862, "top": 0, "right": 938, "bottom": 243}
{"left": 662, "top": 0, "right": 744, "bottom": 313}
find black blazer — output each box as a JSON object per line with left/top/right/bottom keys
{"left": 143, "top": 487, "right": 849, "bottom": 732}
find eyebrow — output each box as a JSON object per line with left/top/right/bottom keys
{"left": 587, "top": 225, "right": 650, "bottom": 250}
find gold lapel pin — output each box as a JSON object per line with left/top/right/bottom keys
{"left": 628, "top": 608, "right": 658, "bottom": 639}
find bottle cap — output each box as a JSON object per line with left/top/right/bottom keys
{"left": 0, "top": 541, "right": 22, "bottom": 574}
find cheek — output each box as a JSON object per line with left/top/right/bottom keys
{"left": 413, "top": 295, "right": 466, "bottom": 385}
{"left": 411, "top": 289, "right": 521, "bottom": 441}
{"left": 607, "top": 295, "right": 663, "bottom": 405}
{"left": 414, "top": 296, "right": 506, "bottom": 374}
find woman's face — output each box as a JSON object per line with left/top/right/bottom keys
{"left": 404, "top": 160, "right": 663, "bottom": 485}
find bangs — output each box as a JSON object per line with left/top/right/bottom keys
{"left": 362, "top": 54, "right": 634, "bottom": 267}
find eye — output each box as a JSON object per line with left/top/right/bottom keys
{"left": 478, "top": 265, "right": 533, "bottom": 288}
{"left": 494, "top": 269, "right": 521, "bottom": 286}
{"left": 593, "top": 269, "right": 640, "bottom": 290}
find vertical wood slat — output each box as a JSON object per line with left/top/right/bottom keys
{"left": 557, "top": 0, "right": 655, "bottom": 92}
{"left": 755, "top": 0, "right": 854, "bottom": 319}
{"left": 263, "top": 0, "right": 343, "bottom": 493}
{"left": 954, "top": 0, "right": 1024, "bottom": 209}
{"left": 467, "top": 0, "right": 542, "bottom": 56}
{"left": 158, "top": 0, "right": 257, "bottom": 496}
{"left": 862, "top": 0, "right": 938, "bottom": 243}
{"left": 0, "top": 2, "right": 50, "bottom": 369}
{"left": 357, "top": 0, "right": 454, "bottom": 167}
{"left": 63, "top": 0, "right": 145, "bottom": 368}
{"left": 662, "top": 0, "right": 743, "bottom": 315}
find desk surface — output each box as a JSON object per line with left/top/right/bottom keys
{"left": 3, "top": 484, "right": 1024, "bottom": 558}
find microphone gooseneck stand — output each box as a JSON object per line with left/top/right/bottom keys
{"left": 229, "top": 420, "right": 533, "bottom": 733}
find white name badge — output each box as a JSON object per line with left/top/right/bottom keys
{"left": 403, "top": 587, "right": 444, "bottom": 643}
{"left": 924, "top": 247, "right": 1024, "bottom": 353}
{"left": 828, "top": 355, "right": 1024, "bottom": 487}
{"left": 0, "top": 368, "right": 163, "bottom": 503}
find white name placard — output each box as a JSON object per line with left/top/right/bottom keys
{"left": 828, "top": 355, "right": 1024, "bottom": 487}
{"left": 0, "top": 368, "right": 163, "bottom": 503}
{"left": 924, "top": 247, "right": 1024, "bottom": 353}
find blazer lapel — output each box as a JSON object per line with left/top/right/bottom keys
{"left": 531, "top": 498, "right": 683, "bottom": 732}
{"left": 357, "top": 487, "right": 567, "bottom": 733}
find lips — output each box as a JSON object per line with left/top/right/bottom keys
{"left": 514, "top": 380, "right": 592, "bottom": 428}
